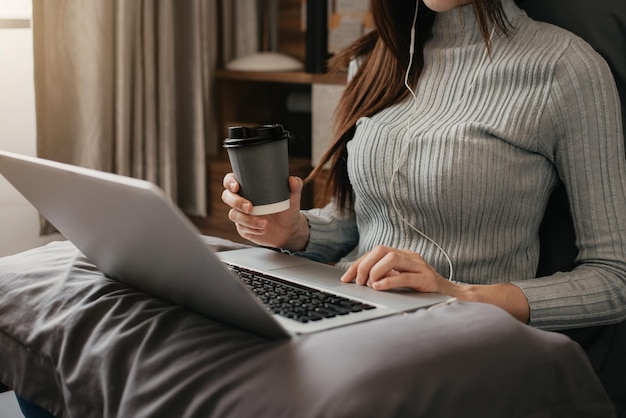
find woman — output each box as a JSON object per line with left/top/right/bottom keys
{"left": 10, "top": 1, "right": 625, "bottom": 416}
{"left": 223, "top": 0, "right": 626, "bottom": 331}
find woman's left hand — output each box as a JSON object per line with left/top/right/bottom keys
{"left": 341, "top": 245, "right": 531, "bottom": 324}
{"left": 340, "top": 245, "right": 456, "bottom": 295}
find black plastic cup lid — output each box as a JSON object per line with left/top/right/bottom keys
{"left": 223, "top": 124, "right": 290, "bottom": 148}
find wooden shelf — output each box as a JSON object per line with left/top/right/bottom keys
{"left": 202, "top": 0, "right": 342, "bottom": 242}
{"left": 216, "top": 69, "right": 347, "bottom": 85}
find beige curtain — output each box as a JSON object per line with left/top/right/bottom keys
{"left": 32, "top": 0, "right": 224, "bottom": 234}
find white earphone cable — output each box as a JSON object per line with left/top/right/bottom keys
{"left": 391, "top": 4, "right": 496, "bottom": 282}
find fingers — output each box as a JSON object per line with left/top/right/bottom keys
{"left": 370, "top": 273, "right": 423, "bottom": 291}
{"left": 222, "top": 172, "right": 238, "bottom": 191}
{"left": 289, "top": 176, "right": 303, "bottom": 193}
{"left": 223, "top": 174, "right": 303, "bottom": 215}
{"left": 221, "top": 173, "right": 253, "bottom": 213}
{"left": 288, "top": 176, "right": 304, "bottom": 209}
{"left": 342, "top": 246, "right": 420, "bottom": 284}
{"left": 224, "top": 173, "right": 301, "bottom": 196}
{"left": 340, "top": 246, "right": 381, "bottom": 284}
{"left": 222, "top": 189, "right": 252, "bottom": 214}
{"left": 340, "top": 246, "right": 445, "bottom": 293}
{"left": 228, "top": 208, "right": 267, "bottom": 231}
{"left": 222, "top": 172, "right": 265, "bottom": 233}
{"left": 369, "top": 270, "right": 449, "bottom": 293}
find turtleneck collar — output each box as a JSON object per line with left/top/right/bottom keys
{"left": 431, "top": 0, "right": 525, "bottom": 42}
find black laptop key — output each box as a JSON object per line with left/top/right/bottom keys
{"left": 227, "top": 264, "right": 376, "bottom": 323}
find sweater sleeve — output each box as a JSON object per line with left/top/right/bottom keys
{"left": 513, "top": 37, "right": 626, "bottom": 330}
{"left": 292, "top": 201, "right": 359, "bottom": 264}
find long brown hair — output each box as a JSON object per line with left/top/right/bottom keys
{"left": 307, "top": 0, "right": 511, "bottom": 212}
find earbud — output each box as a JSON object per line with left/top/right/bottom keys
{"left": 407, "top": 1, "right": 418, "bottom": 68}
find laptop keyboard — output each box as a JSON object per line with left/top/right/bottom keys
{"left": 227, "top": 264, "right": 376, "bottom": 323}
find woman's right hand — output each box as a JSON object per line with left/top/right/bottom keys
{"left": 221, "top": 173, "right": 310, "bottom": 251}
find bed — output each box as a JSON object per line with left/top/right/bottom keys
{"left": 0, "top": 239, "right": 616, "bottom": 417}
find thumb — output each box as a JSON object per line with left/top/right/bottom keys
{"left": 288, "top": 176, "right": 303, "bottom": 208}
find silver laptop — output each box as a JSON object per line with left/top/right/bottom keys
{"left": 0, "top": 150, "right": 448, "bottom": 339}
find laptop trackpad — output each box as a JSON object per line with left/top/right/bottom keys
{"left": 269, "top": 262, "right": 345, "bottom": 289}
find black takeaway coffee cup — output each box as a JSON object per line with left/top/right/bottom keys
{"left": 224, "top": 124, "right": 291, "bottom": 215}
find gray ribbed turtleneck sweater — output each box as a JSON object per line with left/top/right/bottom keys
{"left": 299, "top": 0, "right": 626, "bottom": 330}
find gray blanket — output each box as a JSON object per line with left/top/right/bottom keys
{"left": 0, "top": 241, "right": 616, "bottom": 417}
